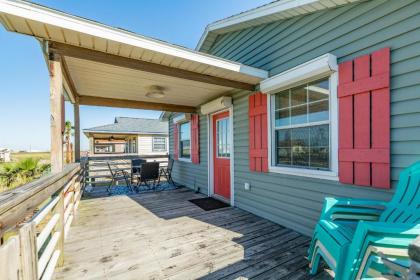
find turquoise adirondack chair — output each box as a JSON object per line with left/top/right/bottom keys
{"left": 308, "top": 161, "right": 420, "bottom": 279}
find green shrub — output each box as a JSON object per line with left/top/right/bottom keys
{"left": 0, "top": 157, "right": 50, "bottom": 192}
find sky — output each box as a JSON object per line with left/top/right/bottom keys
{"left": 0, "top": 0, "right": 270, "bottom": 151}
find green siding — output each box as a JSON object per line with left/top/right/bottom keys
{"left": 231, "top": 92, "right": 393, "bottom": 236}
{"left": 170, "top": 0, "right": 420, "bottom": 236}
{"left": 169, "top": 113, "right": 208, "bottom": 195}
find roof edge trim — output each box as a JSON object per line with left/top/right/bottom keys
{"left": 0, "top": 0, "right": 267, "bottom": 79}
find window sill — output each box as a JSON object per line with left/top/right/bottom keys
{"left": 178, "top": 157, "right": 191, "bottom": 163}
{"left": 268, "top": 166, "right": 338, "bottom": 181}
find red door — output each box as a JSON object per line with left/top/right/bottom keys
{"left": 213, "top": 111, "right": 231, "bottom": 200}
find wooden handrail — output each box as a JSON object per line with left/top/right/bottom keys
{"left": 0, "top": 162, "right": 86, "bottom": 280}
{"left": 0, "top": 163, "right": 81, "bottom": 236}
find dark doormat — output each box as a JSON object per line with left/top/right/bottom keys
{"left": 189, "top": 197, "right": 230, "bottom": 211}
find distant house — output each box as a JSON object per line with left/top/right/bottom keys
{"left": 0, "top": 149, "right": 11, "bottom": 162}
{"left": 83, "top": 117, "right": 168, "bottom": 155}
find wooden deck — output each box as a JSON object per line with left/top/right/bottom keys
{"left": 53, "top": 188, "right": 332, "bottom": 280}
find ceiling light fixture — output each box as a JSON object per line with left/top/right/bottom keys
{"left": 146, "top": 85, "right": 165, "bottom": 99}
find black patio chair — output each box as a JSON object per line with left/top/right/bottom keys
{"left": 106, "top": 162, "right": 132, "bottom": 194}
{"left": 135, "top": 162, "right": 160, "bottom": 192}
{"left": 159, "top": 158, "right": 175, "bottom": 186}
{"left": 131, "top": 158, "right": 146, "bottom": 184}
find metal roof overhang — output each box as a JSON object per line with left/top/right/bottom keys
{"left": 0, "top": 0, "right": 268, "bottom": 113}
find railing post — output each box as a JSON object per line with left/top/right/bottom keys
{"left": 55, "top": 190, "right": 65, "bottom": 267}
{"left": 19, "top": 222, "right": 38, "bottom": 280}
{"left": 0, "top": 236, "right": 21, "bottom": 280}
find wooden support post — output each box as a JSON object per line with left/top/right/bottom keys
{"left": 49, "top": 54, "right": 64, "bottom": 173}
{"left": 19, "top": 222, "right": 38, "bottom": 280}
{"left": 54, "top": 191, "right": 65, "bottom": 267}
{"left": 0, "top": 236, "right": 21, "bottom": 280}
{"left": 74, "top": 103, "right": 80, "bottom": 162}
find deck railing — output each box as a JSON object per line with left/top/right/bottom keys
{"left": 0, "top": 163, "right": 85, "bottom": 280}
{"left": 85, "top": 154, "right": 169, "bottom": 186}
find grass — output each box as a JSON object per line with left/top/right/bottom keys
{"left": 0, "top": 152, "right": 50, "bottom": 168}
{"left": 11, "top": 152, "right": 50, "bottom": 162}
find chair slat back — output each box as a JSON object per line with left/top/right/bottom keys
{"left": 167, "top": 159, "right": 174, "bottom": 172}
{"left": 380, "top": 162, "right": 420, "bottom": 223}
{"left": 107, "top": 162, "right": 115, "bottom": 177}
{"left": 140, "top": 162, "right": 160, "bottom": 181}
{"left": 132, "top": 158, "right": 146, "bottom": 174}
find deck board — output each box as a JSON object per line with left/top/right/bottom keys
{"left": 53, "top": 188, "right": 331, "bottom": 280}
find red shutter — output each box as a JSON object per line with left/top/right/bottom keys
{"left": 249, "top": 92, "right": 268, "bottom": 172}
{"left": 191, "top": 114, "right": 200, "bottom": 164}
{"left": 338, "top": 47, "right": 390, "bottom": 189}
{"left": 173, "top": 123, "right": 179, "bottom": 160}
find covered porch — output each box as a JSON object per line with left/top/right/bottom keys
{"left": 0, "top": 0, "right": 267, "bottom": 173}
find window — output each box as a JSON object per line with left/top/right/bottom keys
{"left": 179, "top": 122, "right": 191, "bottom": 159}
{"left": 216, "top": 117, "right": 230, "bottom": 158}
{"left": 153, "top": 137, "right": 167, "bottom": 152}
{"left": 272, "top": 78, "right": 331, "bottom": 170}
{"left": 94, "top": 144, "right": 114, "bottom": 154}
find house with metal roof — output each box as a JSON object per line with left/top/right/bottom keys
{"left": 83, "top": 117, "right": 168, "bottom": 155}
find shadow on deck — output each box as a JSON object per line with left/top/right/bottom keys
{"left": 53, "top": 187, "right": 332, "bottom": 280}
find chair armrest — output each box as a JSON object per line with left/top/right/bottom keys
{"left": 320, "top": 197, "right": 388, "bottom": 222}
{"left": 343, "top": 222, "right": 420, "bottom": 279}
{"left": 357, "top": 221, "right": 420, "bottom": 235}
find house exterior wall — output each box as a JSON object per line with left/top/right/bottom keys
{"left": 88, "top": 134, "right": 168, "bottom": 155}
{"left": 137, "top": 135, "right": 169, "bottom": 155}
{"left": 170, "top": 113, "right": 209, "bottom": 194}
{"left": 0, "top": 151, "right": 11, "bottom": 162}
{"left": 170, "top": 0, "right": 420, "bottom": 236}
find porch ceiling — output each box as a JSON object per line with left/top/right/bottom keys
{"left": 0, "top": 0, "right": 268, "bottom": 112}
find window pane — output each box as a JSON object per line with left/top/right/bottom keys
{"left": 308, "top": 79, "right": 329, "bottom": 102}
{"left": 153, "top": 137, "right": 166, "bottom": 151}
{"left": 310, "top": 125, "right": 329, "bottom": 147}
{"left": 310, "top": 147, "right": 329, "bottom": 169}
{"left": 308, "top": 100, "right": 329, "bottom": 122}
{"left": 275, "top": 91, "right": 289, "bottom": 109}
{"left": 291, "top": 104, "right": 307, "bottom": 125}
{"left": 277, "top": 148, "right": 291, "bottom": 165}
{"left": 291, "top": 86, "right": 307, "bottom": 106}
{"left": 276, "top": 129, "right": 291, "bottom": 147}
{"left": 180, "top": 122, "right": 190, "bottom": 141}
{"left": 217, "top": 118, "right": 230, "bottom": 158}
{"left": 291, "top": 127, "right": 309, "bottom": 167}
{"left": 275, "top": 109, "right": 290, "bottom": 127}
{"left": 180, "top": 140, "right": 190, "bottom": 158}
{"left": 179, "top": 122, "right": 191, "bottom": 158}
{"left": 272, "top": 78, "right": 331, "bottom": 171}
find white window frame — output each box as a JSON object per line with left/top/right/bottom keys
{"left": 152, "top": 137, "right": 167, "bottom": 152}
{"left": 178, "top": 121, "right": 192, "bottom": 162}
{"left": 263, "top": 54, "right": 339, "bottom": 181}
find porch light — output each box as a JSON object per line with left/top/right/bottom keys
{"left": 146, "top": 85, "right": 165, "bottom": 99}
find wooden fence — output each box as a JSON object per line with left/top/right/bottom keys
{"left": 0, "top": 163, "right": 85, "bottom": 280}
